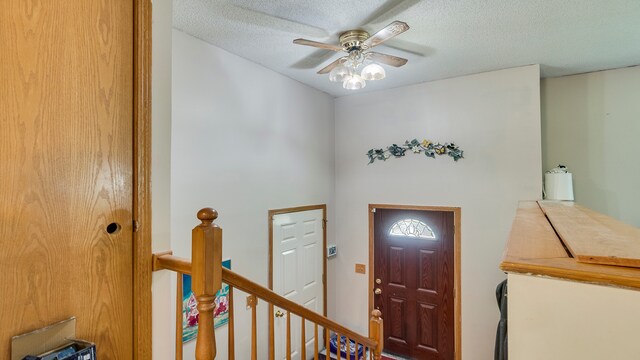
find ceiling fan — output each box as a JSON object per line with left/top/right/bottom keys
{"left": 293, "top": 21, "right": 410, "bottom": 90}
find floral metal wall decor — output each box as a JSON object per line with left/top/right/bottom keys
{"left": 367, "top": 139, "right": 464, "bottom": 164}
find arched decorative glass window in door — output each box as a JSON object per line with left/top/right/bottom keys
{"left": 389, "top": 219, "right": 436, "bottom": 239}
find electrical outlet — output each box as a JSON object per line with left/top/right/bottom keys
{"left": 355, "top": 263, "right": 366, "bottom": 274}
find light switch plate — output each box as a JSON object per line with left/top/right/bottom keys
{"left": 355, "top": 263, "right": 366, "bottom": 274}
{"left": 327, "top": 244, "right": 337, "bottom": 258}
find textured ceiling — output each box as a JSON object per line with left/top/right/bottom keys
{"left": 174, "top": 0, "right": 640, "bottom": 97}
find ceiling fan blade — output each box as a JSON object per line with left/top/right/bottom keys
{"left": 367, "top": 52, "right": 408, "bottom": 67}
{"left": 363, "top": 21, "right": 410, "bottom": 48}
{"left": 290, "top": 49, "right": 339, "bottom": 69}
{"left": 360, "top": 0, "right": 421, "bottom": 27}
{"left": 293, "top": 39, "right": 343, "bottom": 52}
{"left": 380, "top": 39, "right": 433, "bottom": 57}
{"left": 317, "top": 57, "right": 346, "bottom": 74}
{"left": 230, "top": 4, "right": 329, "bottom": 38}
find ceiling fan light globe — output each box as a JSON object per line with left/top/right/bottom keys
{"left": 329, "top": 65, "right": 349, "bottom": 82}
{"left": 343, "top": 74, "right": 366, "bottom": 90}
{"left": 361, "top": 63, "right": 386, "bottom": 80}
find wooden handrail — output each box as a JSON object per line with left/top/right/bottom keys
{"left": 221, "top": 268, "right": 379, "bottom": 349}
{"left": 152, "top": 251, "right": 191, "bottom": 273}
{"left": 152, "top": 207, "right": 383, "bottom": 359}
{"left": 153, "top": 252, "right": 379, "bottom": 349}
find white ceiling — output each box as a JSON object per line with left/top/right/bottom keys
{"left": 174, "top": 0, "right": 640, "bottom": 97}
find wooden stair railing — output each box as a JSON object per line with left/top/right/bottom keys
{"left": 153, "top": 208, "right": 384, "bottom": 360}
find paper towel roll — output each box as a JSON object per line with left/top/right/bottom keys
{"left": 544, "top": 173, "right": 574, "bottom": 200}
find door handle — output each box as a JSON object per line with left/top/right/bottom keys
{"left": 275, "top": 310, "right": 285, "bottom": 318}
{"left": 374, "top": 288, "right": 382, "bottom": 295}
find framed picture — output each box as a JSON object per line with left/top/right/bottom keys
{"left": 181, "top": 258, "right": 231, "bottom": 343}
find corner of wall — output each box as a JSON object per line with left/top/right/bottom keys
{"left": 151, "top": 0, "right": 174, "bottom": 358}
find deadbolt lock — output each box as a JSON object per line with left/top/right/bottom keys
{"left": 375, "top": 278, "right": 382, "bottom": 284}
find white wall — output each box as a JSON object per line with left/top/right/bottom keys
{"left": 541, "top": 66, "right": 640, "bottom": 227}
{"left": 508, "top": 273, "right": 640, "bottom": 359}
{"left": 334, "top": 65, "right": 542, "bottom": 359}
{"left": 171, "top": 29, "right": 335, "bottom": 359}
{"left": 152, "top": 0, "right": 174, "bottom": 359}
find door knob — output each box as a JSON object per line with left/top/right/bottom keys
{"left": 374, "top": 288, "right": 382, "bottom": 295}
{"left": 275, "top": 310, "right": 285, "bottom": 318}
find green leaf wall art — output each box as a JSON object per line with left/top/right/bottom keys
{"left": 367, "top": 139, "right": 464, "bottom": 164}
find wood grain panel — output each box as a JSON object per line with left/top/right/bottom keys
{"left": 389, "top": 298, "right": 406, "bottom": 341}
{"left": 501, "top": 256, "right": 640, "bottom": 289}
{"left": 369, "top": 204, "right": 462, "bottom": 359}
{"left": 503, "top": 201, "right": 569, "bottom": 259}
{"left": 438, "top": 213, "right": 454, "bottom": 359}
{"left": 389, "top": 247, "right": 405, "bottom": 285}
{"left": 417, "top": 303, "right": 437, "bottom": 349}
{"left": 373, "top": 208, "right": 455, "bottom": 359}
{"left": 539, "top": 201, "right": 640, "bottom": 267}
{"left": 133, "top": 0, "right": 153, "bottom": 358}
{"left": 0, "top": 1, "right": 134, "bottom": 358}
{"left": 502, "top": 202, "right": 640, "bottom": 290}
{"left": 419, "top": 250, "right": 437, "bottom": 293}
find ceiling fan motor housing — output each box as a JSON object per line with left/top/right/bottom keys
{"left": 339, "top": 30, "right": 370, "bottom": 52}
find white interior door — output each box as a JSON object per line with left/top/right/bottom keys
{"left": 273, "top": 208, "right": 324, "bottom": 360}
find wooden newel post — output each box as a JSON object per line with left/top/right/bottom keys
{"left": 369, "top": 309, "right": 384, "bottom": 360}
{"left": 192, "top": 208, "right": 223, "bottom": 360}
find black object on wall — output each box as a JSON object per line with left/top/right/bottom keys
{"left": 495, "top": 279, "right": 508, "bottom": 360}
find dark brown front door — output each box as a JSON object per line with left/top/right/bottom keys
{"left": 374, "top": 209, "right": 454, "bottom": 359}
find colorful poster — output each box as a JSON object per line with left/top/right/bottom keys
{"left": 182, "top": 258, "right": 231, "bottom": 343}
